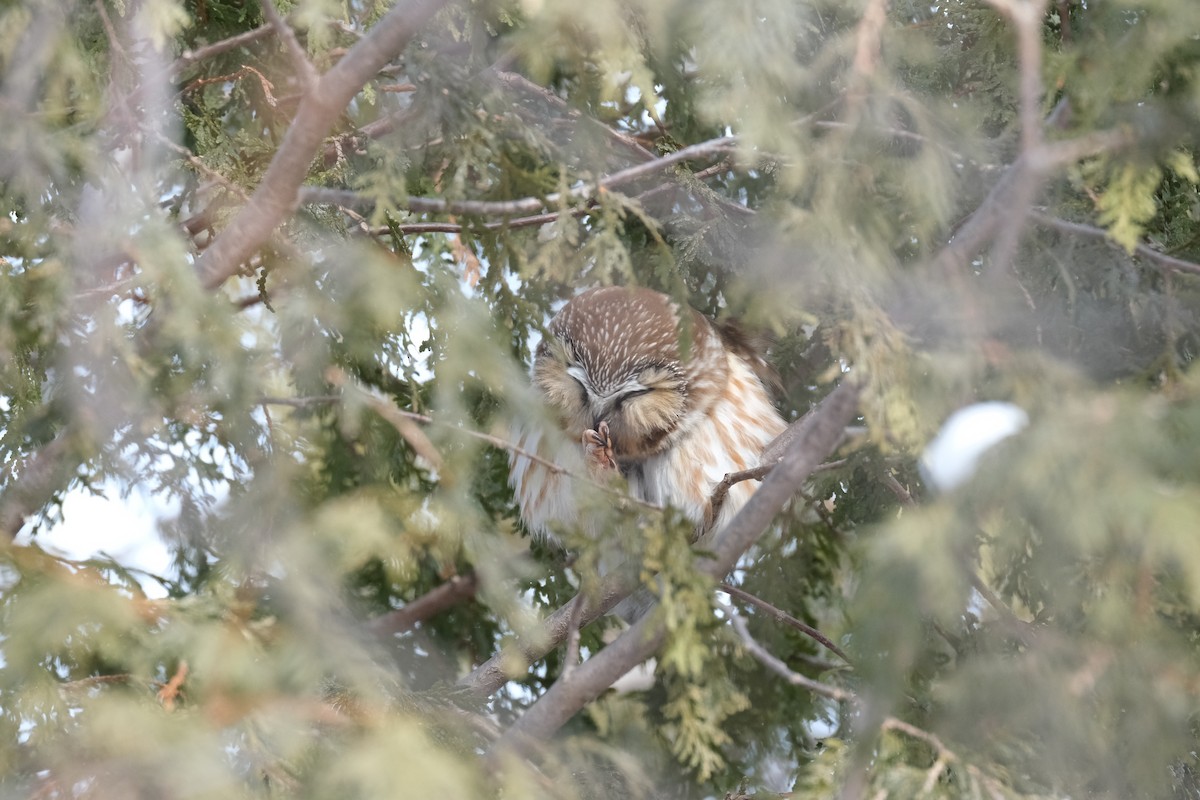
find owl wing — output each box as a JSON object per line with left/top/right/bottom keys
{"left": 630, "top": 353, "right": 788, "bottom": 538}
{"left": 508, "top": 423, "right": 588, "bottom": 543}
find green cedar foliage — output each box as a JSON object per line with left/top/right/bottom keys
{"left": 2, "top": 0, "right": 1200, "bottom": 797}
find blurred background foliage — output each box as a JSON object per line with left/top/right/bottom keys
{"left": 3, "top": 0, "right": 1200, "bottom": 797}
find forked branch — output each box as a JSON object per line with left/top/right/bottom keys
{"left": 194, "top": 0, "right": 447, "bottom": 290}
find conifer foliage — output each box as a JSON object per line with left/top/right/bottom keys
{"left": 3, "top": 0, "right": 1200, "bottom": 797}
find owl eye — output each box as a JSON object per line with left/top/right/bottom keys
{"left": 614, "top": 387, "right": 652, "bottom": 410}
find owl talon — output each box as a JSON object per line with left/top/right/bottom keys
{"left": 583, "top": 421, "right": 618, "bottom": 475}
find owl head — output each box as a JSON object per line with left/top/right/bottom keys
{"left": 532, "top": 287, "right": 731, "bottom": 462}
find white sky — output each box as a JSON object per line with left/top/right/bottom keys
{"left": 13, "top": 484, "right": 176, "bottom": 598}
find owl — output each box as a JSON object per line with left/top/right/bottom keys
{"left": 509, "top": 286, "right": 788, "bottom": 544}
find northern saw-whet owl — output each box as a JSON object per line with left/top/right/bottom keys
{"left": 509, "top": 287, "right": 788, "bottom": 543}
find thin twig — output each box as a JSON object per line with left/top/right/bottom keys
{"left": 881, "top": 717, "right": 951, "bottom": 758}
{"left": 707, "top": 455, "right": 849, "bottom": 527}
{"left": 879, "top": 471, "right": 915, "bottom": 507}
{"left": 378, "top": 162, "right": 738, "bottom": 236}
{"left": 1029, "top": 210, "right": 1200, "bottom": 276}
{"left": 259, "top": 0, "right": 318, "bottom": 90}
{"left": 720, "top": 583, "right": 850, "bottom": 663}
{"left": 706, "top": 464, "right": 773, "bottom": 530}
{"left": 727, "top": 605, "right": 854, "bottom": 702}
{"left": 730, "top": 605, "right": 955, "bottom": 796}
{"left": 156, "top": 660, "right": 189, "bottom": 711}
{"left": 170, "top": 24, "right": 276, "bottom": 77}
{"left": 159, "top": 135, "right": 252, "bottom": 202}
{"left": 259, "top": 395, "right": 342, "bottom": 408}
{"left": 966, "top": 569, "right": 1039, "bottom": 646}
{"left": 377, "top": 208, "right": 587, "bottom": 236}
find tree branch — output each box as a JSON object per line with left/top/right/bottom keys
{"left": 365, "top": 162, "right": 737, "bottom": 236}
{"left": 929, "top": 0, "right": 1130, "bottom": 282}
{"left": 1029, "top": 210, "right": 1200, "bottom": 276}
{"left": 299, "top": 133, "right": 738, "bottom": 218}
{"left": 170, "top": 24, "right": 276, "bottom": 78}
{"left": 258, "top": 0, "right": 317, "bottom": 91}
{"left": 727, "top": 604, "right": 853, "bottom": 702}
{"left": 194, "top": 0, "right": 448, "bottom": 290}
{"left": 368, "top": 572, "right": 479, "bottom": 636}
{"left": 720, "top": 582, "right": 851, "bottom": 664}
{"left": 460, "top": 575, "right": 641, "bottom": 698}
{"left": 985, "top": 0, "right": 1049, "bottom": 154}
{"left": 850, "top": 0, "right": 889, "bottom": 80}
{"left": 729, "top": 604, "right": 956, "bottom": 794}
{"left": 705, "top": 381, "right": 861, "bottom": 570}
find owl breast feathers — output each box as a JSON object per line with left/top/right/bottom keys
{"left": 509, "top": 286, "right": 788, "bottom": 541}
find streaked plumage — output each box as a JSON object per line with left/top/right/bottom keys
{"left": 510, "top": 286, "right": 788, "bottom": 542}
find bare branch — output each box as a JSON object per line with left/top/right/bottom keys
{"left": 720, "top": 582, "right": 851, "bottom": 663}
{"left": 194, "top": 0, "right": 448, "bottom": 290}
{"left": 981, "top": 0, "right": 1048, "bottom": 272}
{"left": 727, "top": 604, "right": 854, "bottom": 702}
{"left": 334, "top": 373, "right": 445, "bottom": 472}
{"left": 879, "top": 470, "right": 916, "bottom": 507}
{"left": 730, "top": 604, "right": 956, "bottom": 793}
{"left": 368, "top": 572, "right": 479, "bottom": 636}
{"left": 931, "top": 122, "right": 1132, "bottom": 279}
{"left": 299, "top": 133, "right": 739, "bottom": 218}
{"left": 460, "top": 577, "right": 639, "bottom": 697}
{"left": 170, "top": 24, "right": 276, "bottom": 78}
{"left": 926, "top": 1, "right": 1130, "bottom": 283}
{"left": 705, "top": 464, "right": 772, "bottom": 530}
{"left": 367, "top": 162, "right": 737, "bottom": 236}
{"left": 706, "top": 454, "right": 850, "bottom": 529}
{"left": 706, "top": 382, "right": 861, "bottom": 569}
{"left": 1029, "top": 210, "right": 1200, "bottom": 277}
{"left": 94, "top": 0, "right": 129, "bottom": 66}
